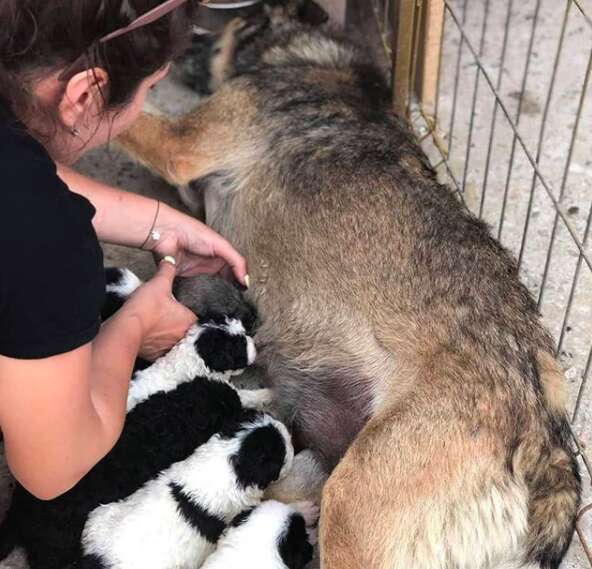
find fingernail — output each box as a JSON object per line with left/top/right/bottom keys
{"left": 244, "top": 274, "right": 251, "bottom": 289}
{"left": 161, "top": 255, "right": 177, "bottom": 266}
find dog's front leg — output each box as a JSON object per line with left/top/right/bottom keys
{"left": 115, "top": 110, "right": 218, "bottom": 188}
{"left": 115, "top": 111, "right": 190, "bottom": 186}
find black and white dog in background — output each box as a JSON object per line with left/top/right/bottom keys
{"left": 0, "top": 268, "right": 316, "bottom": 569}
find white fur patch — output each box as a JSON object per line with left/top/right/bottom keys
{"left": 238, "top": 388, "right": 273, "bottom": 410}
{"left": 106, "top": 268, "right": 142, "bottom": 299}
{"left": 201, "top": 501, "right": 299, "bottom": 569}
{"left": 246, "top": 336, "right": 257, "bottom": 366}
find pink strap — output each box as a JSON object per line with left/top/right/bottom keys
{"left": 100, "top": 0, "right": 210, "bottom": 43}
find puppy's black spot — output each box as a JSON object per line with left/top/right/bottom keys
{"left": 74, "top": 554, "right": 105, "bottom": 569}
{"left": 195, "top": 329, "right": 248, "bottom": 372}
{"left": 132, "top": 358, "right": 152, "bottom": 373}
{"left": 279, "top": 514, "right": 314, "bottom": 569}
{"left": 229, "top": 507, "right": 255, "bottom": 528}
{"left": 104, "top": 267, "right": 125, "bottom": 287}
{"left": 169, "top": 483, "right": 225, "bottom": 544}
{"left": 232, "top": 425, "right": 286, "bottom": 489}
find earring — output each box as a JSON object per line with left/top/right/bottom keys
{"left": 71, "top": 126, "right": 81, "bottom": 137}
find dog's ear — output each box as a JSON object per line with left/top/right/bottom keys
{"left": 298, "top": 0, "right": 329, "bottom": 26}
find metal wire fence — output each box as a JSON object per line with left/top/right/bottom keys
{"left": 369, "top": 0, "right": 592, "bottom": 563}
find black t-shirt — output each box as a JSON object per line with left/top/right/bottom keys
{"left": 0, "top": 101, "right": 105, "bottom": 359}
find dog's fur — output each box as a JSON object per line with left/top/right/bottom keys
{"left": 114, "top": 3, "right": 581, "bottom": 568}
{"left": 77, "top": 415, "right": 294, "bottom": 569}
{"left": 0, "top": 270, "right": 274, "bottom": 569}
{"left": 201, "top": 500, "right": 318, "bottom": 569}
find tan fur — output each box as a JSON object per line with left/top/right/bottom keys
{"left": 117, "top": 18, "right": 580, "bottom": 568}
{"left": 536, "top": 350, "right": 568, "bottom": 413}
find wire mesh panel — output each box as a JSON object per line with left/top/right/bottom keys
{"left": 370, "top": 0, "right": 592, "bottom": 564}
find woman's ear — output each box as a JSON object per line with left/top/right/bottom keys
{"left": 57, "top": 67, "right": 109, "bottom": 130}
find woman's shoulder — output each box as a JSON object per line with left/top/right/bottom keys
{"left": 0, "top": 106, "right": 55, "bottom": 173}
{"left": 0, "top": 118, "right": 96, "bottom": 231}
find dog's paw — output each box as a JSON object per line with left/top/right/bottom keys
{"left": 291, "top": 501, "right": 320, "bottom": 528}
{"left": 238, "top": 388, "right": 274, "bottom": 411}
{"left": 102, "top": 267, "right": 143, "bottom": 321}
{"left": 265, "top": 450, "right": 328, "bottom": 504}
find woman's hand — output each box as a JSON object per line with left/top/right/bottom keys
{"left": 118, "top": 260, "right": 197, "bottom": 361}
{"left": 55, "top": 166, "right": 248, "bottom": 287}
{"left": 150, "top": 203, "right": 248, "bottom": 285}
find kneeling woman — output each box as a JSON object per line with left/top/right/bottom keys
{"left": 0, "top": 0, "right": 248, "bottom": 500}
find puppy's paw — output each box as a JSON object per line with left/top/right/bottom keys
{"left": 291, "top": 501, "right": 320, "bottom": 528}
{"left": 265, "top": 450, "right": 329, "bottom": 504}
{"left": 238, "top": 388, "right": 274, "bottom": 410}
{"left": 102, "top": 267, "right": 143, "bottom": 321}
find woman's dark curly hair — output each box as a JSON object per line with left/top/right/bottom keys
{"left": 0, "top": 0, "right": 195, "bottom": 123}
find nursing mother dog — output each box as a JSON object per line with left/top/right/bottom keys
{"left": 117, "top": 5, "right": 581, "bottom": 568}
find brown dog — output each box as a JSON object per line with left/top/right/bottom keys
{"left": 117, "top": 4, "right": 581, "bottom": 568}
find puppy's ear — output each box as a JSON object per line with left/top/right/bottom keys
{"left": 299, "top": 0, "right": 329, "bottom": 26}
{"left": 195, "top": 327, "right": 251, "bottom": 373}
{"left": 232, "top": 425, "right": 288, "bottom": 489}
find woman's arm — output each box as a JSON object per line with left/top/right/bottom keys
{"left": 56, "top": 165, "right": 248, "bottom": 285}
{"left": 0, "top": 262, "right": 194, "bottom": 500}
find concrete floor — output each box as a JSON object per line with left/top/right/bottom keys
{"left": 1, "top": 1, "right": 591, "bottom": 567}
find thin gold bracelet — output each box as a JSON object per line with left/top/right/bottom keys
{"left": 140, "top": 200, "right": 161, "bottom": 250}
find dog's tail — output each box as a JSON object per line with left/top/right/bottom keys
{"left": 0, "top": 513, "right": 18, "bottom": 561}
{"left": 520, "top": 439, "right": 581, "bottom": 569}
{"left": 519, "top": 354, "right": 582, "bottom": 569}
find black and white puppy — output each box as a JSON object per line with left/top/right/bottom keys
{"left": 202, "top": 500, "right": 318, "bottom": 569}
{"left": 0, "top": 269, "right": 266, "bottom": 569}
{"left": 77, "top": 416, "right": 294, "bottom": 569}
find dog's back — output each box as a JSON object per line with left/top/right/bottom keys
{"left": 119, "top": 15, "right": 581, "bottom": 569}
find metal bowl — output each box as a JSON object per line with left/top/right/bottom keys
{"left": 195, "top": 0, "right": 264, "bottom": 33}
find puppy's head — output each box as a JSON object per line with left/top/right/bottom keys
{"left": 174, "top": 275, "right": 259, "bottom": 335}
{"left": 231, "top": 416, "right": 294, "bottom": 490}
{"left": 264, "top": 0, "right": 328, "bottom": 27}
{"left": 194, "top": 319, "right": 257, "bottom": 377}
{"left": 227, "top": 501, "right": 314, "bottom": 569}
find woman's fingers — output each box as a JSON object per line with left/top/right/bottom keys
{"left": 153, "top": 256, "right": 177, "bottom": 289}
{"left": 211, "top": 236, "right": 249, "bottom": 286}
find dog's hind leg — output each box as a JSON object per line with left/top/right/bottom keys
{"left": 319, "top": 390, "right": 533, "bottom": 569}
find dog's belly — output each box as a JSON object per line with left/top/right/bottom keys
{"left": 267, "top": 363, "right": 373, "bottom": 471}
